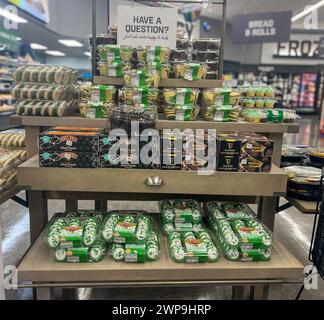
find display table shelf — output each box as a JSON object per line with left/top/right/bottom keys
{"left": 17, "top": 229, "right": 303, "bottom": 291}
{"left": 10, "top": 115, "right": 300, "bottom": 134}
{"left": 94, "top": 76, "right": 223, "bottom": 88}
{"left": 18, "top": 156, "right": 287, "bottom": 197}
{"left": 285, "top": 197, "right": 318, "bottom": 214}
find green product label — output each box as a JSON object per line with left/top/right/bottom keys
{"left": 66, "top": 247, "right": 89, "bottom": 263}
{"left": 176, "top": 88, "right": 192, "bottom": 105}
{"left": 125, "top": 244, "right": 146, "bottom": 263}
{"left": 184, "top": 239, "right": 208, "bottom": 263}
{"left": 86, "top": 104, "right": 104, "bottom": 119}
{"left": 174, "top": 223, "right": 193, "bottom": 232}
{"left": 192, "top": 64, "right": 199, "bottom": 80}
{"left": 114, "top": 222, "right": 136, "bottom": 244}
{"left": 91, "top": 85, "right": 107, "bottom": 102}
{"left": 236, "top": 227, "right": 263, "bottom": 244}
{"left": 108, "top": 46, "right": 120, "bottom": 56}
{"left": 134, "top": 87, "right": 149, "bottom": 105}
{"left": 221, "top": 91, "right": 231, "bottom": 105}
{"left": 60, "top": 227, "right": 83, "bottom": 248}
{"left": 267, "top": 109, "right": 283, "bottom": 123}
{"left": 150, "top": 61, "right": 161, "bottom": 71}
{"left": 174, "top": 208, "right": 193, "bottom": 223}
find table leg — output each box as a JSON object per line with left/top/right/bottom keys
{"left": 250, "top": 285, "right": 265, "bottom": 300}
{"left": 66, "top": 200, "right": 78, "bottom": 211}
{"left": 36, "top": 287, "right": 53, "bottom": 300}
{"left": 25, "top": 126, "right": 40, "bottom": 159}
{"left": 232, "top": 286, "right": 245, "bottom": 300}
{"left": 95, "top": 200, "right": 107, "bottom": 211}
{"left": 264, "top": 283, "right": 282, "bottom": 300}
{"left": 268, "top": 133, "right": 283, "bottom": 167}
{"left": 259, "top": 196, "right": 277, "bottom": 231}
{"left": 28, "top": 191, "right": 48, "bottom": 244}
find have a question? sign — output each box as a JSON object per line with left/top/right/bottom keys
{"left": 117, "top": 6, "right": 177, "bottom": 49}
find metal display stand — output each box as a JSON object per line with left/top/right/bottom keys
{"left": 10, "top": 0, "right": 304, "bottom": 300}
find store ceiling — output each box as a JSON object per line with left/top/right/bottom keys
{"left": 6, "top": 0, "right": 324, "bottom": 61}
{"left": 15, "top": 21, "right": 88, "bottom": 59}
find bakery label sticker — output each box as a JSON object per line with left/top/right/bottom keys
{"left": 117, "top": 5, "right": 177, "bottom": 49}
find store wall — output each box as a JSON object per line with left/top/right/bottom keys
{"left": 46, "top": 56, "right": 91, "bottom": 70}
{"left": 200, "top": 17, "right": 262, "bottom": 64}
{"left": 47, "top": 0, "right": 108, "bottom": 38}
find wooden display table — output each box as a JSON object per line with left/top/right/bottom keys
{"left": 17, "top": 229, "right": 303, "bottom": 300}
{"left": 11, "top": 101, "right": 303, "bottom": 300}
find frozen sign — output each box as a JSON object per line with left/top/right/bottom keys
{"left": 232, "top": 11, "right": 292, "bottom": 44}
{"left": 117, "top": 6, "right": 177, "bottom": 49}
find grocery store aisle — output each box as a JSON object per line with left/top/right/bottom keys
{"left": 1, "top": 115, "right": 324, "bottom": 300}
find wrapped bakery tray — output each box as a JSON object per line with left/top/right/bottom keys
{"left": 111, "top": 230, "right": 160, "bottom": 263}
{"left": 207, "top": 208, "right": 272, "bottom": 261}
{"left": 166, "top": 230, "right": 219, "bottom": 263}
{"left": 101, "top": 211, "right": 152, "bottom": 245}
{"left": 160, "top": 199, "right": 203, "bottom": 234}
{"left": 39, "top": 130, "right": 100, "bottom": 152}
{"left": 206, "top": 202, "right": 256, "bottom": 221}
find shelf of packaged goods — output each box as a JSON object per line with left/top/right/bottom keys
{"left": 17, "top": 156, "right": 287, "bottom": 197}
{"left": 17, "top": 229, "right": 303, "bottom": 284}
{"left": 94, "top": 76, "right": 223, "bottom": 88}
{"left": 285, "top": 197, "right": 318, "bottom": 214}
{"left": 10, "top": 116, "right": 300, "bottom": 134}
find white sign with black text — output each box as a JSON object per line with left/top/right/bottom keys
{"left": 117, "top": 6, "right": 177, "bottom": 49}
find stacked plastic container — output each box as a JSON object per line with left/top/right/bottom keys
{"left": 47, "top": 211, "right": 107, "bottom": 263}
{"left": 206, "top": 202, "right": 273, "bottom": 262}
{"left": 101, "top": 211, "right": 160, "bottom": 263}
{"left": 12, "top": 65, "right": 79, "bottom": 117}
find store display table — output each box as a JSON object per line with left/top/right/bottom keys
{"left": 17, "top": 229, "right": 303, "bottom": 300}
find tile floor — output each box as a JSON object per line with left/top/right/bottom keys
{"left": 1, "top": 115, "right": 324, "bottom": 300}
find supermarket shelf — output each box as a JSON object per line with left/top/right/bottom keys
{"left": 156, "top": 120, "right": 300, "bottom": 133}
{"left": 10, "top": 115, "right": 109, "bottom": 128}
{"left": 18, "top": 156, "right": 287, "bottom": 197}
{"left": 94, "top": 76, "right": 223, "bottom": 88}
{"left": 10, "top": 115, "right": 300, "bottom": 133}
{"left": 17, "top": 229, "right": 303, "bottom": 283}
{"left": 285, "top": 197, "right": 318, "bottom": 214}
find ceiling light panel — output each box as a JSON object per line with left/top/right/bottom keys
{"left": 58, "top": 39, "right": 83, "bottom": 47}
{"left": 46, "top": 50, "right": 66, "bottom": 56}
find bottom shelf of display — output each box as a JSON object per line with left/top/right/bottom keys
{"left": 17, "top": 229, "right": 303, "bottom": 284}
{"left": 285, "top": 197, "right": 318, "bottom": 214}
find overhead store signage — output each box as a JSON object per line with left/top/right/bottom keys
{"left": 232, "top": 11, "right": 292, "bottom": 44}
{"left": 0, "top": 28, "right": 18, "bottom": 52}
{"left": 117, "top": 5, "right": 177, "bottom": 49}
{"left": 274, "top": 39, "right": 320, "bottom": 59}
{"left": 261, "top": 34, "right": 324, "bottom": 65}
{"left": 9, "top": 0, "right": 50, "bottom": 23}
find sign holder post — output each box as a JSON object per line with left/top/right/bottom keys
{"left": 91, "top": 0, "right": 227, "bottom": 80}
